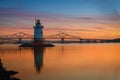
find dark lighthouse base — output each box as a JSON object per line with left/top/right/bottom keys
{"left": 19, "top": 41, "right": 54, "bottom": 47}
{"left": 19, "top": 43, "right": 54, "bottom": 47}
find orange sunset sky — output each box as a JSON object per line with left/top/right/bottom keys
{"left": 0, "top": 0, "right": 120, "bottom": 39}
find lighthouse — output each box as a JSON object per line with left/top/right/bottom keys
{"left": 19, "top": 19, "right": 54, "bottom": 47}
{"left": 33, "top": 19, "right": 44, "bottom": 45}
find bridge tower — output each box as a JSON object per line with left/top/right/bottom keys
{"left": 33, "top": 19, "right": 44, "bottom": 45}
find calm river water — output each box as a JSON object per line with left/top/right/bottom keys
{"left": 0, "top": 43, "right": 120, "bottom": 80}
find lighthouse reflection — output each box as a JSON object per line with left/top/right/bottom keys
{"left": 33, "top": 47, "right": 45, "bottom": 73}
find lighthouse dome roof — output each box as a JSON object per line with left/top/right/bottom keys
{"left": 36, "top": 19, "right": 42, "bottom": 25}
{"left": 37, "top": 19, "right": 40, "bottom": 23}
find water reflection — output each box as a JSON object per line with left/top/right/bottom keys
{"left": 33, "top": 47, "right": 44, "bottom": 73}
{"left": 0, "top": 44, "right": 120, "bottom": 80}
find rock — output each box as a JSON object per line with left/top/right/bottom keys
{"left": 7, "top": 71, "right": 18, "bottom": 75}
{"left": 0, "top": 59, "right": 20, "bottom": 80}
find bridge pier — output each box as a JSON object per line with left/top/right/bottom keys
{"left": 18, "top": 38, "right": 22, "bottom": 43}
{"left": 61, "top": 38, "right": 64, "bottom": 43}
{"left": 79, "top": 39, "right": 83, "bottom": 43}
{"left": 8, "top": 39, "right": 11, "bottom": 43}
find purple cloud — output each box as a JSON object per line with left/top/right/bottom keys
{"left": 0, "top": 7, "right": 120, "bottom": 32}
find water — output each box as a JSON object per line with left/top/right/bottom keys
{"left": 0, "top": 43, "right": 120, "bottom": 80}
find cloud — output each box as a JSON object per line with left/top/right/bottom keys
{"left": 45, "top": 28, "right": 94, "bottom": 32}
{"left": 0, "top": 7, "right": 120, "bottom": 39}
{"left": 0, "top": 7, "right": 120, "bottom": 23}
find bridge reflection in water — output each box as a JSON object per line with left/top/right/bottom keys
{"left": 33, "top": 47, "right": 44, "bottom": 73}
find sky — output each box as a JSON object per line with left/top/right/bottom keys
{"left": 0, "top": 0, "right": 120, "bottom": 39}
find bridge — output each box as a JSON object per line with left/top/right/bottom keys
{"left": 44, "top": 32, "right": 81, "bottom": 43}
{"left": 0, "top": 32, "right": 120, "bottom": 44}
{"left": 0, "top": 32, "right": 33, "bottom": 44}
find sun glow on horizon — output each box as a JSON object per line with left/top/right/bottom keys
{"left": 0, "top": 0, "right": 120, "bottom": 39}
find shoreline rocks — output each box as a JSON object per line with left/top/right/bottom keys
{"left": 0, "top": 59, "right": 20, "bottom": 80}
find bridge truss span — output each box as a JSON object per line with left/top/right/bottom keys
{"left": 45, "top": 32, "right": 81, "bottom": 39}
{"left": 0, "top": 32, "right": 34, "bottom": 43}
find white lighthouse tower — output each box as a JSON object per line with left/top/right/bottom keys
{"left": 33, "top": 19, "right": 44, "bottom": 45}
{"left": 20, "top": 19, "right": 54, "bottom": 47}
